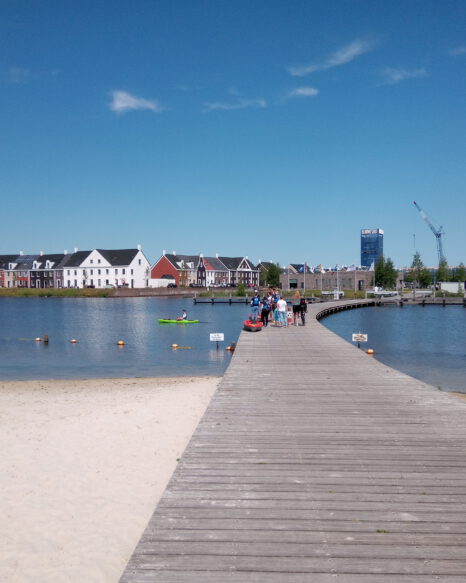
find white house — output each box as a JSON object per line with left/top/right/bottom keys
{"left": 63, "top": 247, "right": 151, "bottom": 288}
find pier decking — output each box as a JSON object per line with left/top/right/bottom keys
{"left": 120, "top": 300, "right": 466, "bottom": 582}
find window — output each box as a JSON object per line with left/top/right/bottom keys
{"left": 115, "top": 269, "right": 118, "bottom": 274}
{"left": 98, "top": 269, "right": 101, "bottom": 275}
{"left": 131, "top": 269, "right": 133, "bottom": 275}
{"left": 67, "top": 270, "right": 70, "bottom": 275}
{"left": 90, "top": 269, "right": 93, "bottom": 275}
{"left": 74, "top": 270, "right": 77, "bottom": 276}
{"left": 122, "top": 268, "right": 126, "bottom": 275}
{"left": 98, "top": 279, "right": 101, "bottom": 286}
{"left": 106, "top": 269, "right": 109, "bottom": 275}
{"left": 138, "top": 259, "right": 141, "bottom": 265}
{"left": 90, "top": 260, "right": 93, "bottom": 264}
{"left": 98, "top": 259, "right": 101, "bottom": 264}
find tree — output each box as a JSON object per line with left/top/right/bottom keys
{"left": 436, "top": 258, "right": 450, "bottom": 283}
{"left": 266, "top": 263, "right": 281, "bottom": 288}
{"left": 375, "top": 256, "right": 397, "bottom": 289}
{"left": 410, "top": 252, "right": 431, "bottom": 288}
{"left": 452, "top": 262, "right": 466, "bottom": 282}
{"left": 236, "top": 283, "right": 246, "bottom": 297}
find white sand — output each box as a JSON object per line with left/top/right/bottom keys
{"left": 0, "top": 376, "right": 219, "bottom": 583}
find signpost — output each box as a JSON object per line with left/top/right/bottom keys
{"left": 210, "top": 332, "right": 224, "bottom": 351}
{"left": 352, "top": 333, "right": 368, "bottom": 348}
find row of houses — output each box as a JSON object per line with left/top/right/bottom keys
{"left": 0, "top": 249, "right": 267, "bottom": 289}
{"left": 0, "top": 248, "right": 150, "bottom": 289}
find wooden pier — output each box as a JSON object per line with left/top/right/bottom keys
{"left": 120, "top": 299, "right": 466, "bottom": 582}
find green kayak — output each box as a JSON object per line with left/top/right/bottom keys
{"left": 158, "top": 319, "right": 199, "bottom": 324}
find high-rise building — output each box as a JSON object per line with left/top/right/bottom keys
{"left": 360, "top": 229, "right": 384, "bottom": 268}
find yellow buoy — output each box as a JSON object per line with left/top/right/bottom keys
{"left": 367, "top": 348, "right": 374, "bottom": 354}
{"left": 117, "top": 340, "right": 125, "bottom": 346}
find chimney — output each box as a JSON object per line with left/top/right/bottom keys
{"left": 173, "top": 251, "right": 176, "bottom": 255}
{"left": 64, "top": 250, "right": 68, "bottom": 255}
{"left": 216, "top": 253, "right": 219, "bottom": 258}
{"left": 40, "top": 250, "right": 43, "bottom": 256}
{"left": 137, "top": 244, "right": 141, "bottom": 251}
{"left": 19, "top": 250, "right": 24, "bottom": 256}
{"left": 200, "top": 253, "right": 204, "bottom": 258}
{"left": 74, "top": 247, "right": 78, "bottom": 253}
{"left": 258, "top": 258, "right": 261, "bottom": 264}
{"left": 162, "top": 249, "right": 166, "bottom": 255}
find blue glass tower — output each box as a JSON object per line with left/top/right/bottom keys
{"left": 360, "top": 229, "right": 384, "bottom": 268}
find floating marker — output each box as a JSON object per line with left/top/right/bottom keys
{"left": 171, "top": 343, "right": 179, "bottom": 349}
{"left": 35, "top": 337, "right": 41, "bottom": 342}
{"left": 117, "top": 340, "right": 125, "bottom": 346}
{"left": 367, "top": 348, "right": 375, "bottom": 354}
{"left": 70, "top": 339, "right": 78, "bottom": 344}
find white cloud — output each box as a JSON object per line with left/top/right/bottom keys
{"left": 449, "top": 46, "right": 466, "bottom": 56}
{"left": 109, "top": 90, "right": 162, "bottom": 113}
{"left": 380, "top": 67, "right": 428, "bottom": 85}
{"left": 289, "top": 39, "right": 374, "bottom": 76}
{"left": 204, "top": 98, "right": 266, "bottom": 112}
{"left": 286, "top": 87, "right": 319, "bottom": 99}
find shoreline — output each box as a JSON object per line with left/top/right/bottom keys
{"left": 0, "top": 375, "right": 219, "bottom": 582}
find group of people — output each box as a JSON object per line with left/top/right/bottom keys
{"left": 250, "top": 288, "right": 307, "bottom": 327}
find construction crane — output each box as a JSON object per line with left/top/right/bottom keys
{"left": 413, "top": 201, "right": 446, "bottom": 265}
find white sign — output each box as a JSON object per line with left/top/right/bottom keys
{"left": 352, "top": 333, "right": 368, "bottom": 342}
{"left": 210, "top": 333, "right": 224, "bottom": 342}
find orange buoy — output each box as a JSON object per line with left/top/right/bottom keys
{"left": 367, "top": 348, "right": 375, "bottom": 354}
{"left": 117, "top": 340, "right": 125, "bottom": 346}
{"left": 171, "top": 343, "right": 179, "bottom": 349}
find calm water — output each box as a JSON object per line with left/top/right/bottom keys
{"left": 322, "top": 305, "right": 466, "bottom": 393}
{"left": 0, "top": 297, "right": 248, "bottom": 380}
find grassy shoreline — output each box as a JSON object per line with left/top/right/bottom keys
{"left": 0, "top": 288, "right": 111, "bottom": 298}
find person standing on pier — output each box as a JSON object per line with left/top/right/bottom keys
{"left": 250, "top": 292, "right": 261, "bottom": 323}
{"left": 277, "top": 295, "right": 288, "bottom": 327}
{"left": 300, "top": 296, "right": 307, "bottom": 326}
{"left": 261, "top": 295, "right": 271, "bottom": 327}
{"left": 291, "top": 290, "right": 302, "bottom": 326}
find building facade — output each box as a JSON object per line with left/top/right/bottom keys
{"left": 360, "top": 228, "right": 384, "bottom": 268}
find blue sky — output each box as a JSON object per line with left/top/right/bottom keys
{"left": 1, "top": 0, "right": 465, "bottom": 268}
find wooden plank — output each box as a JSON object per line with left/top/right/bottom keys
{"left": 119, "top": 300, "right": 466, "bottom": 582}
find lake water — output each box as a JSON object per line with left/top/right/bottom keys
{"left": 1, "top": 299, "right": 465, "bottom": 390}
{"left": 321, "top": 304, "right": 466, "bottom": 393}
{"left": 0, "top": 297, "right": 248, "bottom": 380}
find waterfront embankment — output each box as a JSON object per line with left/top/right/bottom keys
{"left": 0, "top": 376, "right": 219, "bottom": 582}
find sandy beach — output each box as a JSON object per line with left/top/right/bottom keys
{"left": 0, "top": 376, "right": 219, "bottom": 583}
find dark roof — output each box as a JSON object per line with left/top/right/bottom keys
{"left": 203, "top": 256, "right": 229, "bottom": 271}
{"left": 97, "top": 249, "right": 140, "bottom": 266}
{"left": 13, "top": 255, "right": 39, "bottom": 270}
{"left": 217, "top": 256, "right": 243, "bottom": 270}
{"left": 63, "top": 251, "right": 93, "bottom": 267}
{"left": 0, "top": 255, "right": 18, "bottom": 269}
{"left": 32, "top": 254, "right": 67, "bottom": 269}
{"left": 163, "top": 254, "right": 199, "bottom": 270}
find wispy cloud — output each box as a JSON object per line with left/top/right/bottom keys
{"left": 286, "top": 87, "right": 319, "bottom": 99}
{"left": 109, "top": 90, "right": 163, "bottom": 114}
{"left": 449, "top": 46, "right": 466, "bottom": 56}
{"left": 289, "top": 39, "right": 374, "bottom": 76}
{"left": 7, "top": 67, "right": 31, "bottom": 84}
{"left": 379, "top": 67, "right": 428, "bottom": 85}
{"left": 204, "top": 97, "right": 266, "bottom": 112}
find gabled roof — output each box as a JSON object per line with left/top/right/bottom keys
{"left": 163, "top": 253, "right": 199, "bottom": 270}
{"left": 31, "top": 254, "right": 67, "bottom": 269}
{"left": 203, "top": 256, "right": 229, "bottom": 271}
{"left": 0, "top": 255, "right": 18, "bottom": 269}
{"left": 63, "top": 251, "right": 93, "bottom": 267}
{"left": 257, "top": 261, "right": 275, "bottom": 270}
{"left": 217, "top": 256, "right": 243, "bottom": 270}
{"left": 97, "top": 249, "right": 139, "bottom": 266}
{"left": 13, "top": 255, "right": 39, "bottom": 270}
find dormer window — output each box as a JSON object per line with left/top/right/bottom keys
{"left": 90, "top": 260, "right": 94, "bottom": 264}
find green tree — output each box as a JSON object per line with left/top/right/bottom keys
{"left": 452, "top": 262, "right": 466, "bottom": 282}
{"left": 410, "top": 252, "right": 431, "bottom": 288}
{"left": 436, "top": 258, "right": 450, "bottom": 282}
{"left": 375, "top": 256, "right": 397, "bottom": 289}
{"left": 266, "top": 263, "right": 281, "bottom": 288}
